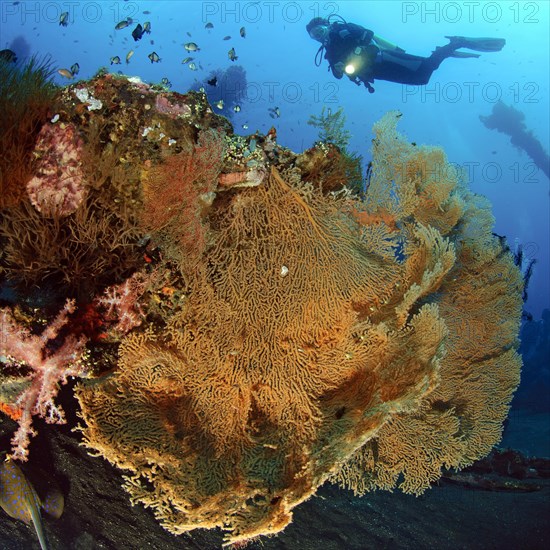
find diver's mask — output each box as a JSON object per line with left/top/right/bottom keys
{"left": 309, "top": 24, "right": 328, "bottom": 43}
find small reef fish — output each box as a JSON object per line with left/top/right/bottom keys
{"left": 115, "top": 18, "right": 132, "bottom": 30}
{"left": 204, "top": 22, "right": 214, "bottom": 29}
{"left": 161, "top": 77, "right": 172, "bottom": 88}
{"left": 242, "top": 123, "right": 249, "bottom": 129}
{"left": 181, "top": 56, "right": 193, "bottom": 64}
{"left": 223, "top": 35, "right": 231, "bottom": 41}
{"left": 143, "top": 21, "right": 151, "bottom": 34}
{"left": 0, "top": 459, "right": 64, "bottom": 550}
{"left": 228, "top": 47, "right": 238, "bottom": 61}
{"left": 268, "top": 106, "right": 281, "bottom": 118}
{"left": 57, "top": 68, "right": 73, "bottom": 79}
{"left": 233, "top": 104, "right": 241, "bottom": 112}
{"left": 70, "top": 63, "right": 79, "bottom": 75}
{"left": 207, "top": 76, "right": 217, "bottom": 86}
{"left": 110, "top": 55, "right": 121, "bottom": 65}
{"left": 184, "top": 42, "right": 200, "bottom": 52}
{"left": 215, "top": 99, "right": 224, "bottom": 109}
{"left": 240, "top": 26, "right": 246, "bottom": 38}
{"left": 125, "top": 50, "right": 134, "bottom": 64}
{"left": 148, "top": 51, "right": 161, "bottom": 63}
{"left": 132, "top": 23, "right": 143, "bottom": 41}
{"left": 59, "top": 11, "right": 69, "bottom": 26}
{"left": 188, "top": 63, "right": 197, "bottom": 71}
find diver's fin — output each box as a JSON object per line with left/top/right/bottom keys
{"left": 449, "top": 51, "right": 481, "bottom": 59}
{"left": 445, "top": 36, "right": 506, "bottom": 52}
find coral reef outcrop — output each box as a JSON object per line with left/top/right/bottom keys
{"left": 0, "top": 72, "right": 523, "bottom": 546}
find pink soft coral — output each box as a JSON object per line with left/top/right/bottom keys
{"left": 95, "top": 272, "right": 149, "bottom": 336}
{"left": 154, "top": 94, "right": 191, "bottom": 118}
{"left": 26, "top": 122, "right": 86, "bottom": 217}
{"left": 0, "top": 299, "right": 89, "bottom": 460}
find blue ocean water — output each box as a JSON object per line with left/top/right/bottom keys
{"left": 1, "top": 0, "right": 548, "bottom": 319}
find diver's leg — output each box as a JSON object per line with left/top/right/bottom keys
{"left": 427, "top": 41, "right": 479, "bottom": 71}
{"left": 421, "top": 35, "right": 502, "bottom": 77}
{"left": 423, "top": 42, "right": 481, "bottom": 80}
{"left": 412, "top": 40, "right": 481, "bottom": 85}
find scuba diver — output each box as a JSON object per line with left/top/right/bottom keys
{"left": 306, "top": 15, "right": 506, "bottom": 93}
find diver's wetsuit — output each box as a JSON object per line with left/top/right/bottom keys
{"left": 322, "top": 22, "right": 474, "bottom": 90}
{"left": 372, "top": 43, "right": 465, "bottom": 85}
{"left": 323, "top": 22, "right": 377, "bottom": 79}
